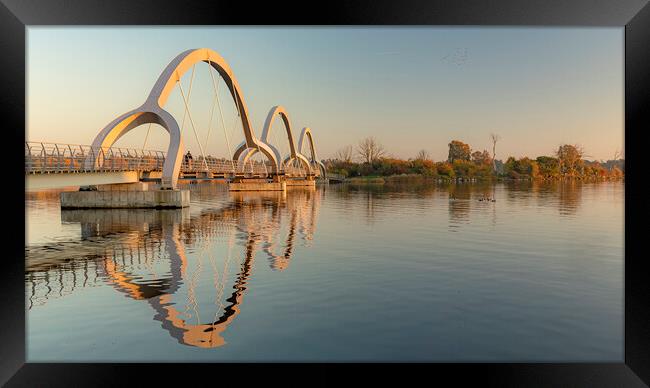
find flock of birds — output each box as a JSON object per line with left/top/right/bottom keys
{"left": 449, "top": 194, "right": 496, "bottom": 202}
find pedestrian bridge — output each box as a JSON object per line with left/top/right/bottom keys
{"left": 25, "top": 141, "right": 324, "bottom": 191}
{"left": 25, "top": 47, "right": 328, "bottom": 191}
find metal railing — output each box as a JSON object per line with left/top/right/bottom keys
{"left": 282, "top": 161, "right": 322, "bottom": 177}
{"left": 25, "top": 142, "right": 167, "bottom": 174}
{"left": 180, "top": 156, "right": 274, "bottom": 175}
{"left": 25, "top": 142, "right": 313, "bottom": 177}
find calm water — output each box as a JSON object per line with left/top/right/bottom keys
{"left": 25, "top": 181, "right": 624, "bottom": 361}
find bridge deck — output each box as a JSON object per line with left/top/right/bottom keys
{"left": 26, "top": 142, "right": 321, "bottom": 178}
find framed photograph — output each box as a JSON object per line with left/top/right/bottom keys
{"left": 3, "top": 0, "right": 649, "bottom": 385}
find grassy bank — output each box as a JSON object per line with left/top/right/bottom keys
{"left": 342, "top": 173, "right": 623, "bottom": 185}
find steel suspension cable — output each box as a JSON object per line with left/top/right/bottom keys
{"left": 174, "top": 66, "right": 195, "bottom": 172}
{"left": 226, "top": 79, "right": 257, "bottom": 175}
{"left": 228, "top": 97, "right": 243, "bottom": 173}
{"left": 224, "top": 79, "right": 243, "bottom": 172}
{"left": 178, "top": 65, "right": 196, "bottom": 138}
{"left": 207, "top": 63, "right": 235, "bottom": 173}
{"left": 256, "top": 143, "right": 268, "bottom": 176}
{"left": 298, "top": 158, "right": 305, "bottom": 177}
{"left": 203, "top": 78, "right": 220, "bottom": 171}
{"left": 142, "top": 123, "right": 153, "bottom": 151}
{"left": 230, "top": 80, "right": 266, "bottom": 174}
{"left": 250, "top": 120, "right": 267, "bottom": 176}
{"left": 176, "top": 68, "right": 209, "bottom": 171}
{"left": 271, "top": 121, "right": 286, "bottom": 172}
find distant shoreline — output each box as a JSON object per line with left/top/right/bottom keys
{"left": 342, "top": 174, "right": 624, "bottom": 185}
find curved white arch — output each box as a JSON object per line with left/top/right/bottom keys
{"left": 233, "top": 106, "right": 311, "bottom": 174}
{"left": 297, "top": 127, "right": 327, "bottom": 178}
{"left": 86, "top": 48, "right": 278, "bottom": 188}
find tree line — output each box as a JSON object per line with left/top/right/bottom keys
{"left": 325, "top": 136, "right": 624, "bottom": 181}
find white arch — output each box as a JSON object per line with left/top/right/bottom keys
{"left": 297, "top": 127, "right": 326, "bottom": 178}
{"left": 86, "top": 48, "right": 278, "bottom": 188}
{"left": 234, "top": 105, "right": 311, "bottom": 173}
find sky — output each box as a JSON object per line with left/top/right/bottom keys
{"left": 27, "top": 27, "right": 624, "bottom": 162}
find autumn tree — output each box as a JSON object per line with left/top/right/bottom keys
{"left": 471, "top": 150, "right": 492, "bottom": 165}
{"left": 447, "top": 140, "right": 471, "bottom": 163}
{"left": 357, "top": 137, "right": 386, "bottom": 163}
{"left": 453, "top": 159, "right": 477, "bottom": 178}
{"left": 556, "top": 144, "right": 584, "bottom": 176}
{"left": 504, "top": 157, "right": 517, "bottom": 178}
{"left": 536, "top": 156, "right": 560, "bottom": 178}
{"left": 410, "top": 158, "right": 437, "bottom": 176}
{"left": 436, "top": 162, "right": 455, "bottom": 178}
{"left": 504, "top": 156, "right": 539, "bottom": 178}
{"left": 583, "top": 161, "right": 608, "bottom": 179}
{"left": 518, "top": 157, "right": 539, "bottom": 178}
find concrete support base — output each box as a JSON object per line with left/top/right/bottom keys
{"left": 61, "top": 189, "right": 190, "bottom": 209}
{"left": 96, "top": 182, "right": 150, "bottom": 191}
{"left": 285, "top": 179, "right": 316, "bottom": 187}
{"left": 197, "top": 171, "right": 213, "bottom": 179}
{"left": 228, "top": 181, "right": 286, "bottom": 191}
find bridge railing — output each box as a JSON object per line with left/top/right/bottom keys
{"left": 184, "top": 158, "right": 318, "bottom": 176}
{"left": 26, "top": 142, "right": 314, "bottom": 178}
{"left": 282, "top": 162, "right": 322, "bottom": 177}
{"left": 25, "top": 142, "right": 167, "bottom": 174}
{"left": 312, "top": 163, "right": 323, "bottom": 177}
{"left": 284, "top": 163, "right": 307, "bottom": 177}
{"left": 182, "top": 157, "right": 274, "bottom": 175}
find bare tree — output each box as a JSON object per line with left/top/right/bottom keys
{"left": 490, "top": 133, "right": 501, "bottom": 173}
{"left": 357, "top": 136, "right": 386, "bottom": 163}
{"left": 415, "top": 149, "right": 430, "bottom": 161}
{"left": 334, "top": 145, "right": 354, "bottom": 163}
{"left": 608, "top": 149, "right": 622, "bottom": 171}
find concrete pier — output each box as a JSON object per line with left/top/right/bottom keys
{"left": 285, "top": 178, "right": 316, "bottom": 187}
{"left": 61, "top": 187, "right": 190, "bottom": 209}
{"left": 229, "top": 180, "right": 286, "bottom": 191}
{"left": 96, "top": 182, "right": 150, "bottom": 191}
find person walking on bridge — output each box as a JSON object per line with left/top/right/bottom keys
{"left": 184, "top": 151, "right": 193, "bottom": 170}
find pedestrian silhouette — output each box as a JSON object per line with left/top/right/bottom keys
{"left": 184, "top": 151, "right": 193, "bottom": 170}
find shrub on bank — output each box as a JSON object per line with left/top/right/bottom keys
{"left": 323, "top": 140, "right": 624, "bottom": 182}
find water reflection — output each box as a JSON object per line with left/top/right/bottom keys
{"left": 26, "top": 181, "right": 624, "bottom": 360}
{"left": 503, "top": 180, "right": 582, "bottom": 216}
{"left": 324, "top": 180, "right": 586, "bottom": 233}
{"left": 447, "top": 184, "right": 472, "bottom": 228}
{"left": 26, "top": 187, "right": 321, "bottom": 348}
{"left": 556, "top": 181, "right": 582, "bottom": 216}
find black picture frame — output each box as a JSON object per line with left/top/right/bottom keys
{"left": 2, "top": 0, "right": 649, "bottom": 386}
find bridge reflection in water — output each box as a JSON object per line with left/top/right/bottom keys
{"left": 26, "top": 187, "right": 322, "bottom": 348}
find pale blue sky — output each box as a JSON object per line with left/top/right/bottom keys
{"left": 27, "top": 27, "right": 623, "bottom": 161}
